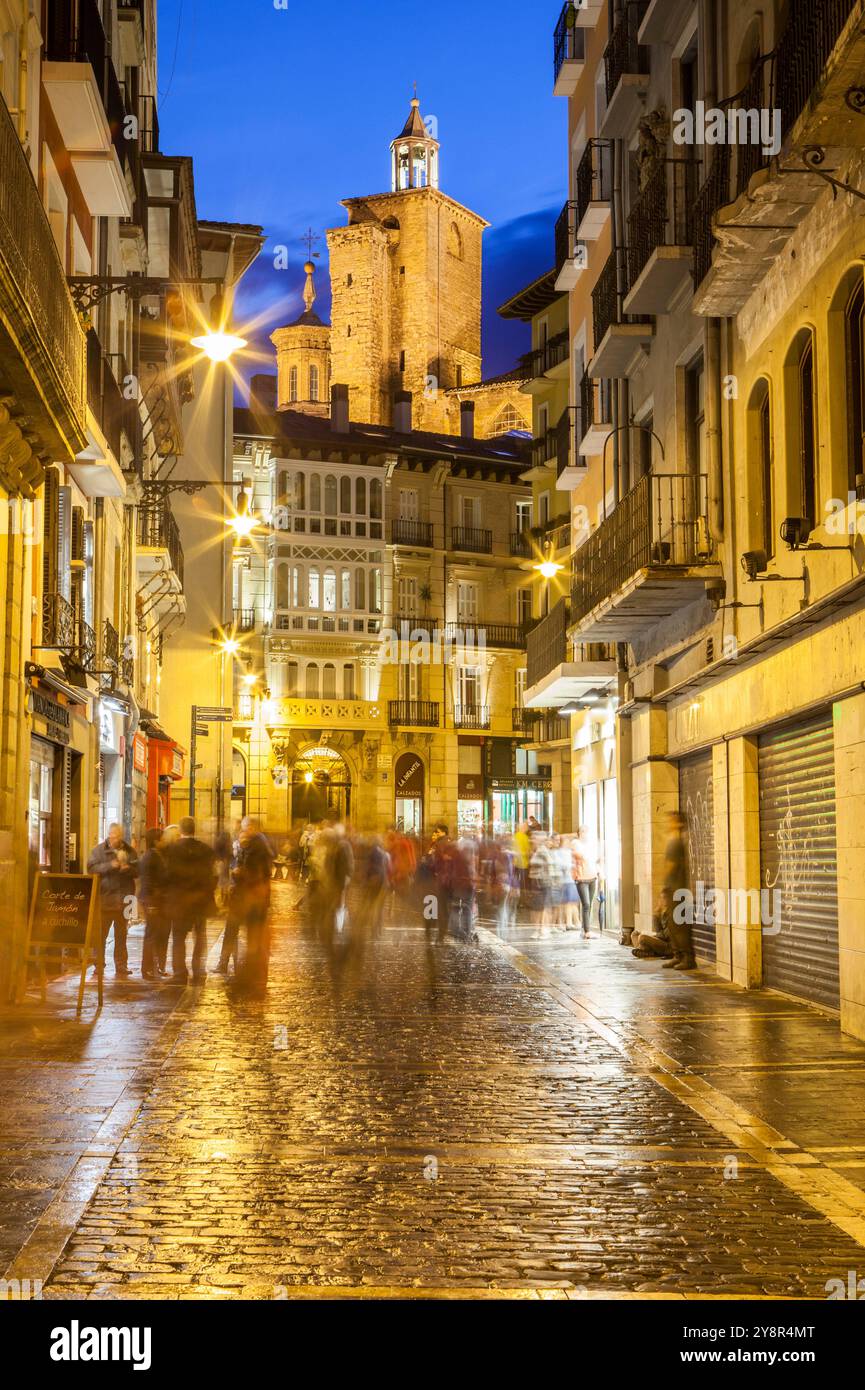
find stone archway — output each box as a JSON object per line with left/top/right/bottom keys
{"left": 290, "top": 744, "right": 353, "bottom": 825}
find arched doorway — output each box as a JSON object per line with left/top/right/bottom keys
{"left": 291, "top": 746, "right": 352, "bottom": 825}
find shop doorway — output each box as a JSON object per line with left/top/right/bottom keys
{"left": 394, "top": 751, "right": 424, "bottom": 834}
{"left": 291, "top": 746, "right": 352, "bottom": 825}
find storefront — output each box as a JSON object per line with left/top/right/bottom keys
{"left": 457, "top": 773, "right": 485, "bottom": 834}
{"left": 489, "top": 777, "right": 552, "bottom": 834}
{"left": 758, "top": 712, "right": 839, "bottom": 1009}
{"left": 145, "top": 724, "right": 186, "bottom": 830}
{"left": 394, "top": 751, "right": 424, "bottom": 833}
{"left": 678, "top": 750, "right": 717, "bottom": 962}
{"left": 27, "top": 680, "right": 90, "bottom": 876}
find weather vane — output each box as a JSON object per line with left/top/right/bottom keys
{"left": 302, "top": 228, "right": 321, "bottom": 261}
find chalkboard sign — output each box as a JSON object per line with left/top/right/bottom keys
{"left": 29, "top": 874, "right": 99, "bottom": 948}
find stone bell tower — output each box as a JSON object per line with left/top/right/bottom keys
{"left": 327, "top": 94, "right": 487, "bottom": 429}
{"left": 271, "top": 259, "right": 331, "bottom": 417}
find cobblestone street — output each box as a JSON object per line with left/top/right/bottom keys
{"left": 2, "top": 887, "right": 865, "bottom": 1301}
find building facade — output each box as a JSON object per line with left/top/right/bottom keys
{"left": 229, "top": 389, "right": 545, "bottom": 838}
{"left": 528, "top": 0, "right": 865, "bottom": 1038}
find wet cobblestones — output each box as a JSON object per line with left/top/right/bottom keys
{"left": 3, "top": 892, "right": 865, "bottom": 1298}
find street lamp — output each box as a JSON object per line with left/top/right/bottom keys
{"left": 228, "top": 479, "right": 257, "bottom": 543}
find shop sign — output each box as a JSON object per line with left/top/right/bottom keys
{"left": 99, "top": 704, "right": 122, "bottom": 754}
{"left": 133, "top": 735, "right": 147, "bottom": 775}
{"left": 28, "top": 689, "right": 70, "bottom": 746}
{"left": 394, "top": 752, "right": 425, "bottom": 797}
{"left": 458, "top": 774, "right": 484, "bottom": 798}
{"left": 489, "top": 776, "right": 553, "bottom": 792}
{"left": 171, "top": 749, "right": 184, "bottom": 779}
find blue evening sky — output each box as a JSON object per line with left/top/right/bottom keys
{"left": 156, "top": 0, "right": 566, "bottom": 385}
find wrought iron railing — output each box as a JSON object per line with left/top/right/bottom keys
{"left": 510, "top": 531, "right": 532, "bottom": 558}
{"left": 42, "top": 593, "right": 76, "bottom": 650}
{"left": 555, "top": 200, "right": 580, "bottom": 278}
{"left": 102, "top": 619, "right": 120, "bottom": 671}
{"left": 233, "top": 608, "right": 256, "bottom": 633}
{"left": 87, "top": 333, "right": 127, "bottom": 462}
{"left": 575, "top": 138, "right": 613, "bottom": 228}
{"left": 554, "top": 3, "right": 587, "bottom": 87}
{"left": 527, "top": 598, "right": 569, "bottom": 690}
{"left": 451, "top": 526, "right": 493, "bottom": 554}
{"left": 530, "top": 714, "right": 571, "bottom": 743}
{"left": 627, "top": 159, "right": 699, "bottom": 290}
{"left": 453, "top": 704, "right": 491, "bottom": 730}
{"left": 513, "top": 707, "right": 541, "bottom": 734}
{"left": 579, "top": 370, "right": 612, "bottom": 443}
{"left": 522, "top": 330, "right": 570, "bottom": 379}
{"left": 121, "top": 655, "right": 135, "bottom": 687}
{"left": 604, "top": 1, "right": 650, "bottom": 107}
{"left": 556, "top": 405, "right": 581, "bottom": 479}
{"left": 692, "top": 0, "right": 858, "bottom": 288}
{"left": 530, "top": 427, "right": 559, "bottom": 471}
{"left": 44, "top": 0, "right": 130, "bottom": 172}
{"left": 447, "top": 623, "right": 527, "bottom": 650}
{"left": 0, "top": 97, "right": 87, "bottom": 434}
{"left": 571, "top": 472, "right": 712, "bottom": 624}
{"left": 76, "top": 618, "right": 96, "bottom": 673}
{"left": 392, "top": 518, "right": 434, "bottom": 547}
{"left": 137, "top": 502, "right": 185, "bottom": 587}
{"left": 592, "top": 249, "right": 651, "bottom": 351}
{"left": 388, "top": 701, "right": 440, "bottom": 727}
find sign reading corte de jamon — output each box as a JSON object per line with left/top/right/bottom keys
{"left": 29, "top": 874, "right": 98, "bottom": 948}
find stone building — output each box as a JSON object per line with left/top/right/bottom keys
{"left": 269, "top": 96, "right": 531, "bottom": 441}
{"left": 228, "top": 388, "right": 544, "bottom": 836}
{"left": 529, "top": 0, "right": 865, "bottom": 1038}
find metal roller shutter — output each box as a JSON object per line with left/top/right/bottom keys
{"left": 678, "top": 750, "right": 717, "bottom": 962}
{"left": 758, "top": 714, "right": 839, "bottom": 1009}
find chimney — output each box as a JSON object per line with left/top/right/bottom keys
{"left": 331, "top": 383, "right": 349, "bottom": 433}
{"left": 393, "top": 390, "right": 413, "bottom": 435}
{"left": 460, "top": 399, "right": 475, "bottom": 439}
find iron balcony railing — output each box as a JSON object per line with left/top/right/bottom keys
{"left": 530, "top": 714, "right": 571, "bottom": 744}
{"left": 510, "top": 531, "right": 532, "bottom": 558}
{"left": 555, "top": 200, "right": 580, "bottom": 279}
{"left": 42, "top": 593, "right": 76, "bottom": 650}
{"left": 447, "top": 622, "right": 527, "bottom": 651}
{"left": 393, "top": 613, "right": 435, "bottom": 638}
{"left": 604, "top": 1, "right": 650, "bottom": 107}
{"left": 527, "top": 598, "right": 569, "bottom": 691}
{"left": 521, "top": 329, "right": 570, "bottom": 379}
{"left": 579, "top": 370, "right": 613, "bottom": 443}
{"left": 121, "top": 655, "right": 135, "bottom": 687}
{"left": 451, "top": 526, "right": 493, "bottom": 554}
{"left": 233, "top": 608, "right": 256, "bottom": 633}
{"left": 453, "top": 704, "right": 491, "bottom": 731}
{"left": 87, "top": 332, "right": 127, "bottom": 463}
{"left": 388, "top": 700, "right": 440, "bottom": 728}
{"left": 45, "top": 0, "right": 130, "bottom": 176}
{"left": 0, "top": 95, "right": 87, "bottom": 436}
{"left": 692, "top": 0, "right": 857, "bottom": 287}
{"left": 392, "top": 518, "right": 434, "bottom": 547}
{"left": 513, "top": 707, "right": 539, "bottom": 733}
{"left": 627, "top": 159, "right": 699, "bottom": 290}
{"left": 571, "top": 472, "right": 712, "bottom": 624}
{"left": 556, "top": 404, "right": 581, "bottom": 480}
{"left": 530, "top": 427, "right": 559, "bottom": 471}
{"left": 575, "top": 138, "right": 613, "bottom": 228}
{"left": 75, "top": 618, "right": 96, "bottom": 674}
{"left": 553, "top": 3, "right": 587, "bottom": 87}
{"left": 137, "top": 501, "right": 185, "bottom": 587}
{"left": 592, "top": 249, "right": 651, "bottom": 352}
{"left": 102, "top": 619, "right": 120, "bottom": 671}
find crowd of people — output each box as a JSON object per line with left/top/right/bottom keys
{"left": 85, "top": 808, "right": 697, "bottom": 993}
{"left": 86, "top": 816, "right": 274, "bottom": 996}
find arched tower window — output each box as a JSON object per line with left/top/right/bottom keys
{"left": 289, "top": 366, "right": 298, "bottom": 403}
{"left": 309, "top": 364, "right": 319, "bottom": 402}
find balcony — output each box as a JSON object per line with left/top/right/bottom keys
{"left": 117, "top": 1, "right": 147, "bottom": 68}
{"left": 624, "top": 160, "right": 699, "bottom": 316}
{"left": 553, "top": 4, "right": 587, "bottom": 97}
{"left": 601, "top": 1, "right": 650, "bottom": 138}
{"left": 556, "top": 404, "right": 587, "bottom": 490}
{"left": 136, "top": 501, "right": 185, "bottom": 596}
{"left": 99, "top": 619, "right": 119, "bottom": 690}
{"left": 528, "top": 427, "right": 559, "bottom": 473}
{"left": 41, "top": 595, "right": 96, "bottom": 674}
{"left": 521, "top": 329, "right": 570, "bottom": 382}
{"left": 575, "top": 139, "right": 613, "bottom": 241}
{"left": 526, "top": 713, "right": 572, "bottom": 745}
{"left": 448, "top": 622, "right": 527, "bottom": 651}
{"left": 271, "top": 614, "right": 382, "bottom": 637}
{"left": 554, "top": 200, "right": 585, "bottom": 291}
{"left": 589, "top": 250, "right": 654, "bottom": 378}
{"left": 68, "top": 332, "right": 129, "bottom": 497}
{"left": 392, "top": 518, "right": 434, "bottom": 548}
{"left": 233, "top": 608, "right": 256, "bottom": 633}
{"left": 451, "top": 526, "right": 493, "bottom": 555}
{"left": 42, "top": 0, "right": 133, "bottom": 217}
{"left": 693, "top": 0, "right": 863, "bottom": 316}
{"left": 578, "top": 370, "right": 613, "bottom": 457}
{"left": 389, "top": 700, "right": 441, "bottom": 728}
{"left": 510, "top": 532, "right": 533, "bottom": 559}
{"left": 453, "top": 704, "right": 491, "bottom": 730}
{"left": 0, "top": 97, "right": 87, "bottom": 467}
{"left": 525, "top": 599, "right": 617, "bottom": 708}
{"left": 571, "top": 472, "right": 718, "bottom": 640}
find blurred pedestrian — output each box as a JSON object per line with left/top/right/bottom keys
{"left": 87, "top": 824, "right": 139, "bottom": 978}
{"left": 430, "top": 823, "right": 475, "bottom": 942}
{"left": 662, "top": 811, "right": 696, "bottom": 971}
{"left": 233, "top": 816, "right": 275, "bottom": 996}
{"left": 164, "top": 817, "right": 215, "bottom": 985}
{"left": 139, "top": 828, "right": 169, "bottom": 978}
{"left": 572, "top": 824, "right": 598, "bottom": 939}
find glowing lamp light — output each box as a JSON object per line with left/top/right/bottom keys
{"left": 536, "top": 559, "right": 562, "bottom": 580}
{"left": 220, "top": 638, "right": 241, "bottom": 656}
{"left": 304, "top": 771, "right": 314, "bottom": 785}
{"left": 191, "top": 328, "right": 247, "bottom": 363}
{"left": 242, "top": 673, "right": 258, "bottom": 687}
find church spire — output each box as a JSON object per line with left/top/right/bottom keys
{"left": 391, "top": 91, "right": 439, "bottom": 191}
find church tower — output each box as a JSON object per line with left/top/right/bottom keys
{"left": 327, "top": 95, "right": 487, "bottom": 429}
{"left": 271, "top": 259, "right": 331, "bottom": 416}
